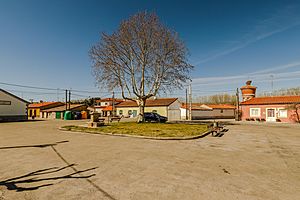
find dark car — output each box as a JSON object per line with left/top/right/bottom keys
{"left": 144, "top": 112, "right": 167, "bottom": 123}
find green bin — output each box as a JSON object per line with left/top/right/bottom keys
{"left": 56, "top": 112, "right": 61, "bottom": 119}
{"left": 64, "top": 111, "right": 73, "bottom": 120}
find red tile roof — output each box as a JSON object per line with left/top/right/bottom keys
{"left": 241, "top": 96, "right": 300, "bottom": 105}
{"left": 28, "top": 102, "right": 62, "bottom": 108}
{"left": 181, "top": 103, "right": 235, "bottom": 110}
{"left": 95, "top": 98, "right": 124, "bottom": 103}
{"left": 102, "top": 106, "right": 113, "bottom": 111}
{"left": 206, "top": 104, "right": 236, "bottom": 109}
{"left": 94, "top": 106, "right": 107, "bottom": 108}
{"left": 42, "top": 104, "right": 87, "bottom": 112}
{"left": 116, "top": 98, "right": 178, "bottom": 107}
{"left": 181, "top": 103, "right": 212, "bottom": 110}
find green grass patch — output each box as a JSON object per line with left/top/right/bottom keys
{"left": 62, "top": 122, "right": 208, "bottom": 138}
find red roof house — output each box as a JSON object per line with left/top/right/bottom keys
{"left": 240, "top": 81, "right": 300, "bottom": 123}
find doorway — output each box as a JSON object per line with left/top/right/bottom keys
{"left": 266, "top": 108, "right": 276, "bottom": 122}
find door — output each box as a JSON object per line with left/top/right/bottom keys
{"left": 266, "top": 108, "right": 276, "bottom": 122}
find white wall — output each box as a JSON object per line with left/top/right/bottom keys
{"left": 0, "top": 90, "right": 27, "bottom": 116}
{"left": 180, "top": 107, "right": 235, "bottom": 120}
{"left": 167, "top": 100, "right": 181, "bottom": 121}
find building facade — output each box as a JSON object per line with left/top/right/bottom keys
{"left": 28, "top": 102, "right": 64, "bottom": 118}
{"left": 94, "top": 98, "right": 124, "bottom": 116}
{"left": 0, "top": 89, "right": 28, "bottom": 122}
{"left": 240, "top": 81, "right": 300, "bottom": 123}
{"left": 116, "top": 98, "right": 181, "bottom": 121}
{"left": 41, "top": 104, "right": 88, "bottom": 119}
{"left": 180, "top": 103, "right": 236, "bottom": 120}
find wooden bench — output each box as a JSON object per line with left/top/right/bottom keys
{"left": 98, "top": 118, "right": 106, "bottom": 123}
{"left": 109, "top": 117, "right": 121, "bottom": 123}
{"left": 211, "top": 122, "right": 227, "bottom": 137}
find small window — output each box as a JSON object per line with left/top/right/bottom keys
{"left": 119, "top": 110, "right": 123, "bottom": 115}
{"left": 250, "top": 108, "right": 260, "bottom": 117}
{"left": 0, "top": 100, "right": 11, "bottom": 105}
{"left": 220, "top": 109, "right": 223, "bottom": 113}
{"left": 278, "top": 109, "right": 287, "bottom": 118}
{"left": 152, "top": 110, "right": 157, "bottom": 113}
{"left": 132, "top": 110, "right": 137, "bottom": 117}
{"left": 128, "top": 110, "right": 132, "bottom": 115}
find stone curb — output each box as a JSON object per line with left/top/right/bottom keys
{"left": 58, "top": 127, "right": 212, "bottom": 140}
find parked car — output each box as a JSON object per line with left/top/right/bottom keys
{"left": 144, "top": 112, "right": 167, "bottom": 123}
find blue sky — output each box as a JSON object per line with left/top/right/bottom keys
{"left": 0, "top": 0, "right": 300, "bottom": 101}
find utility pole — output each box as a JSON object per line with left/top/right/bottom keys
{"left": 65, "top": 90, "right": 68, "bottom": 111}
{"left": 57, "top": 88, "right": 59, "bottom": 102}
{"left": 188, "top": 82, "right": 192, "bottom": 120}
{"left": 270, "top": 74, "right": 274, "bottom": 94}
{"left": 236, "top": 88, "right": 240, "bottom": 121}
{"left": 68, "top": 90, "right": 71, "bottom": 110}
{"left": 185, "top": 88, "right": 188, "bottom": 120}
{"left": 112, "top": 91, "right": 115, "bottom": 117}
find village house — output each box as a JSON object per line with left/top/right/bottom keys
{"left": 0, "top": 89, "right": 28, "bottom": 122}
{"left": 28, "top": 102, "right": 64, "bottom": 118}
{"left": 94, "top": 98, "right": 124, "bottom": 116}
{"left": 41, "top": 104, "right": 88, "bottom": 119}
{"left": 116, "top": 98, "right": 181, "bottom": 121}
{"left": 240, "top": 81, "right": 300, "bottom": 123}
{"left": 180, "top": 103, "right": 236, "bottom": 120}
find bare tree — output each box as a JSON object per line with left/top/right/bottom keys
{"left": 195, "top": 93, "right": 236, "bottom": 105}
{"left": 259, "top": 87, "right": 300, "bottom": 97}
{"left": 286, "top": 103, "right": 300, "bottom": 123}
{"left": 90, "top": 12, "right": 193, "bottom": 121}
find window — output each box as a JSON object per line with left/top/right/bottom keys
{"left": 220, "top": 109, "right": 223, "bottom": 113}
{"left": 152, "top": 110, "right": 157, "bottom": 113}
{"left": 128, "top": 110, "right": 132, "bottom": 115}
{"left": 278, "top": 109, "right": 287, "bottom": 118}
{"left": 250, "top": 108, "right": 260, "bottom": 117}
{"left": 132, "top": 110, "right": 137, "bottom": 117}
{"left": 119, "top": 110, "right": 123, "bottom": 115}
{"left": 0, "top": 100, "right": 11, "bottom": 105}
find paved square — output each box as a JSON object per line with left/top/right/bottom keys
{"left": 0, "top": 120, "right": 299, "bottom": 199}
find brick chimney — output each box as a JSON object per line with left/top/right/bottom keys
{"left": 240, "top": 80, "right": 257, "bottom": 101}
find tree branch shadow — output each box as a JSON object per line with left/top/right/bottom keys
{"left": 0, "top": 164, "right": 97, "bottom": 192}
{"left": 0, "top": 140, "right": 116, "bottom": 199}
{"left": 0, "top": 140, "right": 69, "bottom": 150}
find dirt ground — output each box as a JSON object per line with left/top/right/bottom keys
{"left": 0, "top": 120, "right": 299, "bottom": 200}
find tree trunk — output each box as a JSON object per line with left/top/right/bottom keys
{"left": 295, "top": 106, "right": 300, "bottom": 123}
{"left": 137, "top": 98, "right": 146, "bottom": 123}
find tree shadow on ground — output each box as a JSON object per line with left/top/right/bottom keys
{"left": 0, "top": 164, "right": 97, "bottom": 192}
{"left": 0, "top": 140, "right": 116, "bottom": 200}
{"left": 0, "top": 141, "right": 69, "bottom": 150}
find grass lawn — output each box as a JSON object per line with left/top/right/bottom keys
{"left": 62, "top": 122, "right": 208, "bottom": 138}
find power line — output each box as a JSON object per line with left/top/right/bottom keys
{"left": 0, "top": 82, "right": 65, "bottom": 91}
{"left": 3, "top": 89, "right": 62, "bottom": 95}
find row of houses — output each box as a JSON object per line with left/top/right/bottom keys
{"left": 91, "top": 97, "right": 236, "bottom": 120}
{"left": 28, "top": 102, "right": 88, "bottom": 119}
{"left": 1, "top": 80, "right": 300, "bottom": 123}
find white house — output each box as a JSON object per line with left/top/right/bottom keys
{"left": 0, "top": 89, "right": 28, "bottom": 122}
{"left": 94, "top": 98, "right": 124, "bottom": 116}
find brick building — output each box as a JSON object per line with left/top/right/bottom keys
{"left": 240, "top": 81, "right": 300, "bottom": 123}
